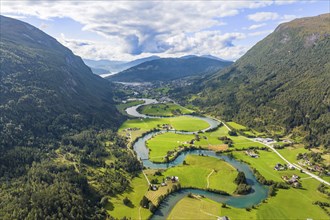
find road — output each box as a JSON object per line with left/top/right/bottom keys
{"left": 248, "top": 136, "right": 330, "bottom": 186}
{"left": 217, "top": 119, "right": 330, "bottom": 186}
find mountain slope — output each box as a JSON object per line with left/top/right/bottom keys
{"left": 175, "top": 14, "right": 330, "bottom": 146}
{"left": 107, "top": 56, "right": 233, "bottom": 82}
{"left": 83, "top": 55, "right": 160, "bottom": 74}
{"left": 0, "top": 15, "right": 124, "bottom": 149}
{"left": 0, "top": 15, "right": 142, "bottom": 219}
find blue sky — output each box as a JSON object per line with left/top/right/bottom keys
{"left": 1, "top": 1, "right": 329, "bottom": 61}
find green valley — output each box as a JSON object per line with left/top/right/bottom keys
{"left": 1, "top": 5, "right": 329, "bottom": 220}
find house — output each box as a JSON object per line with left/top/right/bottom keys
{"left": 282, "top": 176, "right": 289, "bottom": 181}
{"left": 287, "top": 164, "right": 295, "bottom": 170}
{"left": 245, "top": 150, "right": 259, "bottom": 158}
{"left": 293, "top": 181, "right": 302, "bottom": 188}
{"left": 150, "top": 184, "right": 158, "bottom": 191}
{"left": 282, "top": 139, "right": 292, "bottom": 143}
{"left": 274, "top": 163, "right": 285, "bottom": 171}
{"left": 314, "top": 165, "right": 324, "bottom": 172}
{"left": 171, "top": 176, "right": 179, "bottom": 182}
{"left": 162, "top": 124, "right": 173, "bottom": 130}
{"left": 291, "top": 174, "right": 299, "bottom": 181}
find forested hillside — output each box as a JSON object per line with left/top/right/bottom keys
{"left": 107, "top": 56, "right": 233, "bottom": 82}
{"left": 0, "top": 15, "right": 124, "bottom": 149}
{"left": 174, "top": 14, "right": 330, "bottom": 147}
{"left": 0, "top": 16, "right": 139, "bottom": 219}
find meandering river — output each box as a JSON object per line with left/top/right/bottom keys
{"left": 125, "top": 99, "right": 268, "bottom": 219}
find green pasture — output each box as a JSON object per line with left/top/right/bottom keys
{"left": 256, "top": 178, "right": 329, "bottom": 219}
{"left": 157, "top": 155, "right": 238, "bottom": 193}
{"left": 168, "top": 196, "right": 256, "bottom": 219}
{"left": 227, "top": 121, "right": 247, "bottom": 130}
{"left": 106, "top": 174, "right": 151, "bottom": 219}
{"left": 232, "top": 150, "right": 309, "bottom": 182}
{"left": 145, "top": 126, "right": 268, "bottom": 162}
{"left": 119, "top": 116, "right": 210, "bottom": 142}
{"left": 138, "top": 103, "right": 193, "bottom": 116}
{"left": 147, "top": 132, "right": 195, "bottom": 162}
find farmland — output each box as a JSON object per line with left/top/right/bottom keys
{"left": 138, "top": 103, "right": 193, "bottom": 116}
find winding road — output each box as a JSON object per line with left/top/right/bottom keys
{"left": 219, "top": 119, "right": 330, "bottom": 186}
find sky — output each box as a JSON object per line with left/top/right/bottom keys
{"left": 1, "top": 0, "right": 329, "bottom": 61}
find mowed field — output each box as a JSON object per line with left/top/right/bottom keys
{"left": 169, "top": 179, "right": 329, "bottom": 220}
{"left": 119, "top": 116, "right": 210, "bottom": 142}
{"left": 149, "top": 155, "right": 238, "bottom": 193}
{"left": 227, "top": 121, "right": 247, "bottom": 130}
{"left": 232, "top": 150, "right": 309, "bottom": 181}
{"left": 138, "top": 103, "right": 193, "bottom": 116}
{"left": 106, "top": 174, "right": 151, "bottom": 219}
{"left": 146, "top": 126, "right": 267, "bottom": 161}
{"left": 147, "top": 132, "right": 195, "bottom": 162}
{"left": 168, "top": 197, "right": 256, "bottom": 220}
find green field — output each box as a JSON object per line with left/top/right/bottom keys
{"left": 232, "top": 150, "right": 309, "bottom": 181}
{"left": 147, "top": 132, "right": 195, "bottom": 162}
{"left": 106, "top": 174, "right": 151, "bottom": 219}
{"left": 138, "top": 103, "right": 193, "bottom": 116}
{"left": 227, "top": 121, "right": 247, "bottom": 130}
{"left": 168, "top": 196, "right": 256, "bottom": 219}
{"left": 277, "top": 145, "right": 309, "bottom": 163}
{"left": 115, "top": 108, "right": 329, "bottom": 220}
{"left": 169, "top": 182, "right": 329, "bottom": 220}
{"left": 150, "top": 155, "right": 238, "bottom": 193}
{"left": 256, "top": 178, "right": 329, "bottom": 219}
{"left": 119, "top": 116, "right": 210, "bottom": 142}
{"left": 145, "top": 126, "right": 267, "bottom": 162}
{"left": 116, "top": 100, "right": 145, "bottom": 115}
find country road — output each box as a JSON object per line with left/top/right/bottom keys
{"left": 218, "top": 120, "right": 330, "bottom": 186}
{"left": 249, "top": 137, "right": 330, "bottom": 186}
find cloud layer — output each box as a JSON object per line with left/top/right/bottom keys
{"left": 1, "top": 1, "right": 304, "bottom": 60}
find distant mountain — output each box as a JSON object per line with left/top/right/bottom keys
{"left": 83, "top": 55, "right": 160, "bottom": 74}
{"left": 90, "top": 66, "right": 110, "bottom": 75}
{"left": 201, "top": 55, "right": 229, "bottom": 62}
{"left": 107, "top": 56, "right": 233, "bottom": 82}
{"left": 0, "top": 15, "right": 124, "bottom": 149}
{"left": 175, "top": 14, "right": 330, "bottom": 146}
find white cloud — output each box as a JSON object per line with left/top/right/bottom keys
{"left": 0, "top": 1, "right": 306, "bottom": 60}
{"left": 248, "top": 12, "right": 280, "bottom": 22}
{"left": 274, "top": 0, "right": 298, "bottom": 5}
{"left": 247, "top": 23, "right": 266, "bottom": 30}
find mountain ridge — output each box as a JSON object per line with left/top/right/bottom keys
{"left": 173, "top": 13, "right": 330, "bottom": 146}
{"left": 107, "top": 56, "right": 233, "bottom": 82}
{"left": 0, "top": 15, "right": 124, "bottom": 149}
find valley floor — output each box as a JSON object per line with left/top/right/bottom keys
{"left": 107, "top": 100, "right": 330, "bottom": 220}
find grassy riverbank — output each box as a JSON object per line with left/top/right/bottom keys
{"left": 119, "top": 116, "right": 209, "bottom": 142}
{"left": 138, "top": 103, "right": 193, "bottom": 116}
{"left": 148, "top": 155, "right": 238, "bottom": 193}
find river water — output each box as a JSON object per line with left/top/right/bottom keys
{"left": 125, "top": 99, "right": 268, "bottom": 219}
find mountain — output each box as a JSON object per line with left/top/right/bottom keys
{"left": 0, "top": 15, "right": 124, "bottom": 149}
{"left": 107, "top": 56, "right": 233, "bottom": 82}
{"left": 174, "top": 14, "right": 330, "bottom": 146}
{"left": 0, "top": 15, "right": 141, "bottom": 219}
{"left": 83, "top": 55, "right": 160, "bottom": 74}
{"left": 90, "top": 66, "right": 110, "bottom": 75}
{"left": 201, "top": 55, "right": 229, "bottom": 62}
